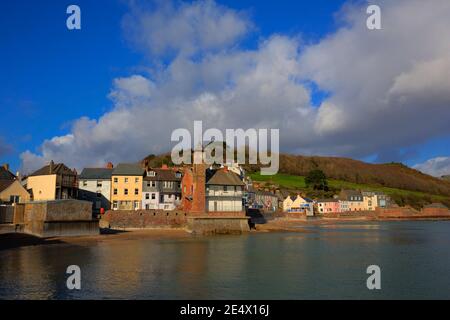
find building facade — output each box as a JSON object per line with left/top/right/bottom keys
{"left": 78, "top": 167, "right": 113, "bottom": 213}
{"left": 142, "top": 166, "right": 182, "bottom": 210}
{"left": 27, "top": 161, "right": 77, "bottom": 201}
{"left": 206, "top": 167, "right": 244, "bottom": 212}
{"left": 316, "top": 199, "right": 340, "bottom": 214}
{"left": 111, "top": 163, "right": 144, "bottom": 210}
{"left": 339, "top": 190, "right": 364, "bottom": 212}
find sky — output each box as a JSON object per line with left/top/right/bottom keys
{"left": 0, "top": 0, "right": 449, "bottom": 176}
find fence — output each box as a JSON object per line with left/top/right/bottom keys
{"left": 0, "top": 205, "right": 14, "bottom": 224}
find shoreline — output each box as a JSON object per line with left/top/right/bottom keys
{"left": 1, "top": 216, "right": 450, "bottom": 251}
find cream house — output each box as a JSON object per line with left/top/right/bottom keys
{"left": 0, "top": 180, "right": 30, "bottom": 204}
{"left": 27, "top": 161, "right": 78, "bottom": 201}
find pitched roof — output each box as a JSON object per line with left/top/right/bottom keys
{"left": 29, "top": 163, "right": 75, "bottom": 177}
{"left": 79, "top": 168, "right": 113, "bottom": 180}
{"left": 112, "top": 163, "right": 145, "bottom": 176}
{"left": 144, "top": 168, "right": 182, "bottom": 181}
{"left": 0, "top": 167, "right": 15, "bottom": 180}
{"left": 206, "top": 169, "right": 244, "bottom": 186}
{"left": 0, "top": 180, "right": 14, "bottom": 193}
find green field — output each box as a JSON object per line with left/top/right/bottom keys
{"left": 249, "top": 173, "right": 449, "bottom": 203}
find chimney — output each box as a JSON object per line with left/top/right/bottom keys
{"left": 161, "top": 164, "right": 168, "bottom": 170}
{"left": 2, "top": 163, "right": 9, "bottom": 171}
{"left": 106, "top": 162, "right": 114, "bottom": 169}
{"left": 49, "top": 160, "right": 54, "bottom": 174}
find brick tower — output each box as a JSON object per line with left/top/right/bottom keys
{"left": 190, "top": 146, "right": 207, "bottom": 215}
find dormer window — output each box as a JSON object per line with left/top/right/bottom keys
{"left": 148, "top": 171, "right": 156, "bottom": 177}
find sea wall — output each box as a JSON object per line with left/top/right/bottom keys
{"left": 100, "top": 210, "right": 188, "bottom": 229}
{"left": 186, "top": 217, "right": 250, "bottom": 235}
{"left": 22, "top": 199, "right": 98, "bottom": 237}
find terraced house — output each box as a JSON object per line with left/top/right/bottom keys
{"left": 111, "top": 163, "right": 145, "bottom": 211}
{"left": 206, "top": 167, "right": 245, "bottom": 213}
{"left": 78, "top": 164, "right": 113, "bottom": 213}
{"left": 142, "top": 165, "right": 182, "bottom": 210}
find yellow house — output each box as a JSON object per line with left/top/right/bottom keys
{"left": 362, "top": 192, "right": 377, "bottom": 211}
{"left": 27, "top": 161, "right": 78, "bottom": 201}
{"left": 111, "top": 163, "right": 145, "bottom": 210}
{"left": 283, "top": 195, "right": 313, "bottom": 215}
{"left": 0, "top": 180, "right": 30, "bottom": 203}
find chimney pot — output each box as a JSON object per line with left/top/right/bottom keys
{"left": 2, "top": 163, "right": 9, "bottom": 171}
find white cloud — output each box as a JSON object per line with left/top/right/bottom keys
{"left": 414, "top": 157, "right": 450, "bottom": 177}
{"left": 20, "top": 0, "right": 450, "bottom": 173}
{"left": 123, "top": 0, "right": 252, "bottom": 57}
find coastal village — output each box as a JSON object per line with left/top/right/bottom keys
{"left": 1, "top": 147, "right": 450, "bottom": 237}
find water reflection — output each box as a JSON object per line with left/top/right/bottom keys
{"left": 1, "top": 221, "right": 450, "bottom": 299}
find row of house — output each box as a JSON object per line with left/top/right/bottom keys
{"left": 283, "top": 189, "right": 391, "bottom": 215}
{"left": 1, "top": 152, "right": 390, "bottom": 218}
{"left": 20, "top": 148, "right": 246, "bottom": 215}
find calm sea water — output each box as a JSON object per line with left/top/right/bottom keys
{"left": 1, "top": 221, "right": 450, "bottom": 300}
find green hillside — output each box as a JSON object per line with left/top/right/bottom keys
{"left": 250, "top": 173, "right": 450, "bottom": 209}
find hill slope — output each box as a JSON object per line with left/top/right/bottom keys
{"left": 142, "top": 153, "right": 450, "bottom": 196}
{"left": 245, "top": 154, "right": 450, "bottom": 197}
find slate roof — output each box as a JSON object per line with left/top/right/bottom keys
{"left": 0, "top": 180, "right": 14, "bottom": 193}
{"left": 144, "top": 168, "right": 182, "bottom": 181}
{"left": 0, "top": 167, "right": 15, "bottom": 180}
{"left": 79, "top": 168, "right": 113, "bottom": 180}
{"left": 29, "top": 163, "right": 75, "bottom": 177}
{"left": 112, "top": 163, "right": 145, "bottom": 176}
{"left": 206, "top": 169, "right": 244, "bottom": 186}
{"left": 316, "top": 198, "right": 339, "bottom": 203}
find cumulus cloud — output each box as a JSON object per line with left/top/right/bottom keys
{"left": 414, "top": 157, "right": 450, "bottom": 177}
{"left": 20, "top": 0, "right": 450, "bottom": 173}
{"left": 123, "top": 0, "right": 252, "bottom": 57}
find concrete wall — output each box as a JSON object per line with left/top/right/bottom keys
{"left": 186, "top": 217, "right": 249, "bottom": 235}
{"left": 22, "top": 199, "right": 98, "bottom": 237}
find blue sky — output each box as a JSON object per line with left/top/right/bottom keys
{"left": 1, "top": 0, "right": 449, "bottom": 176}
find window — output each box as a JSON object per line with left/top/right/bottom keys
{"left": 147, "top": 182, "right": 151, "bottom": 187}
{"left": 145, "top": 193, "right": 149, "bottom": 200}
{"left": 114, "top": 177, "right": 118, "bottom": 183}
{"left": 97, "top": 180, "right": 102, "bottom": 187}
{"left": 151, "top": 181, "right": 156, "bottom": 187}
{"left": 134, "top": 201, "right": 139, "bottom": 209}
{"left": 135, "top": 177, "right": 139, "bottom": 183}
{"left": 124, "top": 189, "right": 128, "bottom": 195}
{"left": 82, "top": 180, "right": 87, "bottom": 187}
{"left": 96, "top": 192, "right": 102, "bottom": 198}
{"left": 151, "top": 193, "right": 156, "bottom": 200}
{"left": 113, "top": 188, "right": 118, "bottom": 195}
{"left": 135, "top": 188, "right": 139, "bottom": 195}
{"left": 9, "top": 195, "right": 20, "bottom": 203}
{"left": 125, "top": 178, "right": 129, "bottom": 183}
{"left": 113, "top": 201, "right": 118, "bottom": 209}
{"left": 148, "top": 171, "right": 156, "bottom": 177}
{"left": 224, "top": 186, "right": 228, "bottom": 192}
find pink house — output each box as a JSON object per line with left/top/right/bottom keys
{"left": 316, "top": 199, "right": 340, "bottom": 214}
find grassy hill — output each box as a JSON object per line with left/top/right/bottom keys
{"left": 142, "top": 152, "right": 450, "bottom": 208}
{"left": 245, "top": 154, "right": 450, "bottom": 197}
{"left": 250, "top": 172, "right": 450, "bottom": 209}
